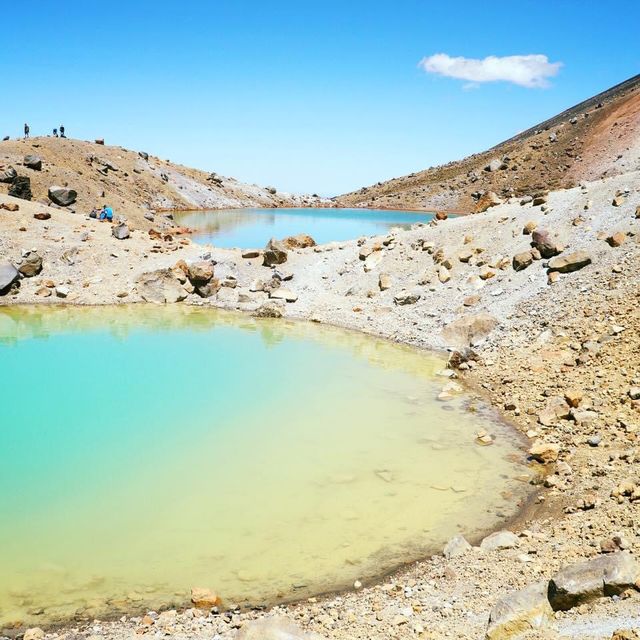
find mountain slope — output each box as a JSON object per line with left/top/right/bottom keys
{"left": 336, "top": 74, "right": 640, "bottom": 212}
{"left": 0, "top": 137, "right": 321, "bottom": 226}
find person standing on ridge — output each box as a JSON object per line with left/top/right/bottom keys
{"left": 60, "top": 125, "right": 65, "bottom": 138}
{"left": 24, "top": 123, "right": 29, "bottom": 139}
{"left": 53, "top": 128, "right": 58, "bottom": 137}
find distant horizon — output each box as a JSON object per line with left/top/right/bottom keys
{"left": 3, "top": 0, "right": 639, "bottom": 196}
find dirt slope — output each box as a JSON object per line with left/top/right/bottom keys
{"left": 0, "top": 137, "right": 322, "bottom": 227}
{"left": 337, "top": 74, "right": 640, "bottom": 212}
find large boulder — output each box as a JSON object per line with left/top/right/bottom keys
{"left": 263, "top": 238, "right": 288, "bottom": 267}
{"left": 24, "top": 154, "right": 42, "bottom": 171}
{"left": 187, "top": 261, "right": 214, "bottom": 285}
{"left": 486, "top": 581, "right": 553, "bottom": 640}
{"left": 512, "top": 251, "right": 534, "bottom": 272}
{"left": 528, "top": 441, "right": 560, "bottom": 464}
{"left": 234, "top": 618, "right": 327, "bottom": 640}
{"left": 547, "top": 251, "right": 592, "bottom": 274}
{"left": 531, "top": 229, "right": 563, "bottom": 258}
{"left": 48, "top": 185, "right": 77, "bottom": 207}
{"left": 17, "top": 251, "right": 43, "bottom": 277}
{"left": 136, "top": 269, "right": 187, "bottom": 304}
{"left": 441, "top": 313, "right": 498, "bottom": 348}
{"left": 112, "top": 223, "right": 130, "bottom": 240}
{"left": 8, "top": 175, "right": 32, "bottom": 200}
{"left": 0, "top": 166, "right": 17, "bottom": 183}
{"left": 548, "top": 551, "right": 640, "bottom": 611}
{"left": 0, "top": 262, "right": 19, "bottom": 294}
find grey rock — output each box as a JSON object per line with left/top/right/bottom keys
{"left": 480, "top": 530, "right": 520, "bottom": 552}
{"left": 111, "top": 223, "right": 130, "bottom": 240}
{"left": 0, "top": 262, "right": 19, "bottom": 294}
{"left": 136, "top": 269, "right": 187, "bottom": 304}
{"left": 48, "top": 186, "right": 77, "bottom": 207}
{"left": 443, "top": 535, "right": 472, "bottom": 560}
{"left": 394, "top": 290, "right": 420, "bottom": 305}
{"left": 24, "top": 155, "right": 42, "bottom": 171}
{"left": 486, "top": 581, "right": 552, "bottom": 640}
{"left": 548, "top": 551, "right": 640, "bottom": 611}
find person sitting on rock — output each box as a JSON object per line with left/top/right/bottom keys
{"left": 99, "top": 205, "right": 113, "bottom": 221}
{"left": 60, "top": 125, "right": 65, "bottom": 138}
{"left": 53, "top": 128, "right": 58, "bottom": 137}
{"left": 24, "top": 123, "right": 29, "bottom": 139}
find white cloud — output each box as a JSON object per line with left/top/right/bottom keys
{"left": 418, "top": 53, "right": 562, "bottom": 88}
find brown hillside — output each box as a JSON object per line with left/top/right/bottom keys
{"left": 337, "top": 74, "right": 640, "bottom": 212}
{"left": 0, "top": 137, "right": 319, "bottom": 226}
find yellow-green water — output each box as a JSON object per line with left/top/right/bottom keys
{"left": 0, "top": 305, "right": 528, "bottom": 628}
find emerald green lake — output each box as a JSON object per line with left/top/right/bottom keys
{"left": 0, "top": 306, "right": 527, "bottom": 628}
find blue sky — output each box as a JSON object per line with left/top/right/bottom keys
{"left": 2, "top": 1, "right": 639, "bottom": 195}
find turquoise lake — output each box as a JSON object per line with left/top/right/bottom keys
{"left": 173, "top": 207, "right": 433, "bottom": 248}
{"left": 0, "top": 305, "right": 527, "bottom": 628}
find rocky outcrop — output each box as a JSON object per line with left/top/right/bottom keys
{"left": 547, "top": 551, "right": 640, "bottom": 611}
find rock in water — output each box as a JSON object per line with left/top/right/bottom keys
{"left": 548, "top": 551, "right": 640, "bottom": 611}
{"left": 486, "top": 581, "right": 553, "bottom": 640}
{"left": 8, "top": 176, "right": 32, "bottom": 200}
{"left": 112, "top": 223, "right": 130, "bottom": 240}
{"left": 547, "top": 251, "right": 592, "bottom": 274}
{"left": 136, "top": 269, "right": 187, "bottom": 304}
{"left": 48, "top": 185, "right": 77, "bottom": 206}
{"left": 190, "top": 587, "right": 220, "bottom": 608}
{"left": 23, "top": 154, "right": 42, "bottom": 170}
{"left": 235, "top": 618, "right": 327, "bottom": 640}
{"left": 18, "top": 252, "right": 43, "bottom": 277}
{"left": 253, "top": 300, "right": 285, "bottom": 318}
{"left": 0, "top": 262, "right": 19, "bottom": 294}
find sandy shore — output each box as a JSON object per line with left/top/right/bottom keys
{"left": 1, "top": 168, "right": 639, "bottom": 639}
